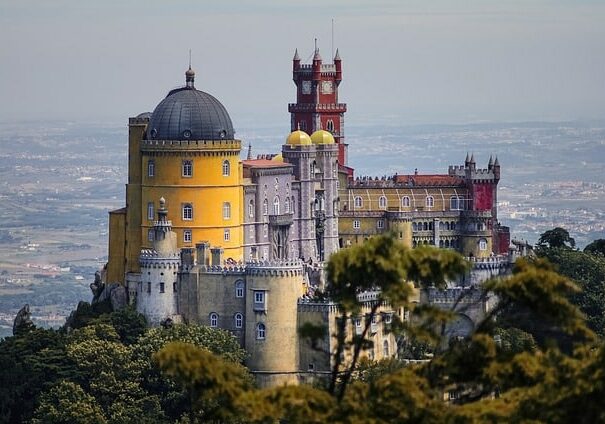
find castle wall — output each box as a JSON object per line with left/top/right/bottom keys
{"left": 107, "top": 208, "right": 126, "bottom": 284}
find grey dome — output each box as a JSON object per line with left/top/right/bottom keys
{"left": 147, "top": 86, "right": 234, "bottom": 141}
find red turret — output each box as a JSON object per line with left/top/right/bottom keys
{"left": 288, "top": 45, "right": 349, "bottom": 169}
{"left": 334, "top": 49, "right": 342, "bottom": 84}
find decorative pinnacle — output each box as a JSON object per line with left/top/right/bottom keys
{"left": 465, "top": 152, "right": 470, "bottom": 163}
{"left": 488, "top": 155, "right": 494, "bottom": 166}
{"left": 334, "top": 48, "right": 341, "bottom": 61}
{"left": 159, "top": 197, "right": 166, "bottom": 209}
{"left": 470, "top": 153, "right": 475, "bottom": 164}
{"left": 494, "top": 156, "right": 500, "bottom": 166}
{"left": 247, "top": 143, "right": 252, "bottom": 160}
{"left": 293, "top": 48, "right": 300, "bottom": 61}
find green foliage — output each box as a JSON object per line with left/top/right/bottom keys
{"left": 584, "top": 239, "right": 605, "bottom": 256}
{"left": 154, "top": 342, "right": 251, "bottom": 423}
{"left": 537, "top": 246, "right": 605, "bottom": 338}
{"left": 31, "top": 380, "right": 106, "bottom": 424}
{"left": 351, "top": 357, "right": 408, "bottom": 384}
{"left": 537, "top": 227, "right": 576, "bottom": 249}
{"left": 92, "top": 306, "right": 148, "bottom": 345}
{"left": 494, "top": 327, "right": 537, "bottom": 355}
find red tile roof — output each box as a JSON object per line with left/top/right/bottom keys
{"left": 394, "top": 174, "right": 465, "bottom": 187}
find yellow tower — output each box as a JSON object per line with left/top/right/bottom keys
{"left": 107, "top": 67, "right": 244, "bottom": 284}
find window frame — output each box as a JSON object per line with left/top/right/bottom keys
{"left": 182, "top": 160, "right": 193, "bottom": 177}
{"left": 378, "top": 195, "right": 387, "bottom": 209}
{"left": 223, "top": 202, "right": 231, "bottom": 220}
{"left": 235, "top": 280, "right": 244, "bottom": 298}
{"left": 402, "top": 196, "right": 410, "bottom": 207}
{"left": 147, "top": 202, "right": 154, "bottom": 220}
{"left": 224, "top": 229, "right": 230, "bottom": 242}
{"left": 147, "top": 160, "right": 155, "bottom": 177}
{"left": 426, "top": 195, "right": 434, "bottom": 208}
{"left": 209, "top": 312, "right": 218, "bottom": 328}
{"left": 354, "top": 196, "right": 363, "bottom": 209}
{"left": 222, "top": 160, "right": 230, "bottom": 176}
{"left": 234, "top": 313, "right": 243, "bottom": 329}
{"left": 256, "top": 323, "right": 266, "bottom": 340}
{"left": 183, "top": 229, "right": 192, "bottom": 243}
{"left": 182, "top": 203, "right": 193, "bottom": 221}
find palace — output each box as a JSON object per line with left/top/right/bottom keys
{"left": 105, "top": 47, "right": 514, "bottom": 385}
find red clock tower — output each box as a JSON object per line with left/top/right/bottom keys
{"left": 289, "top": 47, "right": 349, "bottom": 167}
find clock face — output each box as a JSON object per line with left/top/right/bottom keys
{"left": 302, "top": 81, "right": 312, "bottom": 95}
{"left": 321, "top": 80, "right": 333, "bottom": 94}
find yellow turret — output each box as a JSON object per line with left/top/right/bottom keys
{"left": 310, "top": 129, "right": 335, "bottom": 145}
{"left": 286, "top": 130, "right": 312, "bottom": 146}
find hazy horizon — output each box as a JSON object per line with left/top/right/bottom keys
{"left": 2, "top": 1, "right": 605, "bottom": 128}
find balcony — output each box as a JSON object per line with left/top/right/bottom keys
{"left": 268, "top": 213, "right": 293, "bottom": 226}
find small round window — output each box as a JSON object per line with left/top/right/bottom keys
{"left": 183, "top": 129, "right": 192, "bottom": 139}
{"left": 150, "top": 128, "right": 158, "bottom": 138}
{"left": 219, "top": 130, "right": 227, "bottom": 139}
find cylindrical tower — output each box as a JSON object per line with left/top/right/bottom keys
{"left": 244, "top": 260, "right": 305, "bottom": 387}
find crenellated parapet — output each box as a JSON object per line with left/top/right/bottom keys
{"left": 245, "top": 259, "right": 304, "bottom": 277}
{"left": 466, "top": 255, "right": 510, "bottom": 270}
{"left": 424, "top": 287, "right": 484, "bottom": 304}
{"left": 197, "top": 264, "right": 247, "bottom": 275}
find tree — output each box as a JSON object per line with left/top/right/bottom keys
{"left": 537, "top": 227, "right": 576, "bottom": 249}
{"left": 31, "top": 381, "right": 106, "bottom": 424}
{"left": 584, "top": 239, "right": 605, "bottom": 256}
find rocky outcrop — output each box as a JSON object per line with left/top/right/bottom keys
{"left": 13, "top": 304, "right": 33, "bottom": 335}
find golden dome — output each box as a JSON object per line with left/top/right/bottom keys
{"left": 310, "top": 130, "right": 335, "bottom": 145}
{"left": 286, "top": 130, "right": 312, "bottom": 146}
{"left": 272, "top": 153, "right": 284, "bottom": 163}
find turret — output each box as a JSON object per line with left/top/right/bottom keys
{"left": 334, "top": 49, "right": 342, "bottom": 84}
{"left": 292, "top": 48, "right": 300, "bottom": 73}
{"left": 493, "top": 156, "right": 500, "bottom": 181}
{"left": 465, "top": 152, "right": 470, "bottom": 168}
{"left": 312, "top": 48, "right": 322, "bottom": 81}
{"left": 488, "top": 155, "right": 494, "bottom": 170}
{"left": 469, "top": 153, "right": 476, "bottom": 172}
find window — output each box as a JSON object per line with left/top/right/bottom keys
{"left": 209, "top": 313, "right": 218, "bottom": 327}
{"left": 426, "top": 196, "right": 434, "bottom": 208}
{"left": 235, "top": 280, "right": 244, "bottom": 298}
{"left": 354, "top": 196, "right": 363, "bottom": 208}
{"left": 182, "top": 160, "right": 193, "bottom": 177}
{"left": 384, "top": 313, "right": 393, "bottom": 324}
{"left": 291, "top": 196, "right": 296, "bottom": 214}
{"left": 284, "top": 197, "right": 290, "bottom": 213}
{"left": 222, "top": 160, "right": 230, "bottom": 176}
{"left": 148, "top": 229, "right": 154, "bottom": 242}
{"left": 383, "top": 340, "right": 390, "bottom": 357}
{"left": 479, "top": 238, "right": 488, "bottom": 251}
{"left": 224, "top": 229, "right": 230, "bottom": 242}
{"left": 248, "top": 200, "right": 254, "bottom": 218}
{"left": 147, "top": 160, "right": 155, "bottom": 177}
{"left": 273, "top": 197, "right": 280, "bottom": 215}
{"left": 308, "top": 363, "right": 315, "bottom": 372}
{"left": 159, "top": 282, "right": 165, "bottom": 293}
{"left": 147, "top": 202, "right": 154, "bottom": 220}
{"left": 223, "top": 202, "right": 231, "bottom": 219}
{"left": 234, "top": 313, "right": 243, "bottom": 329}
{"left": 253, "top": 290, "right": 266, "bottom": 311}
{"left": 310, "top": 161, "right": 316, "bottom": 176}
{"left": 263, "top": 199, "right": 268, "bottom": 216}
{"left": 182, "top": 203, "right": 193, "bottom": 220}
{"left": 326, "top": 119, "right": 334, "bottom": 132}
{"left": 183, "top": 229, "right": 192, "bottom": 243}
{"left": 299, "top": 120, "right": 306, "bottom": 130}
{"left": 402, "top": 196, "right": 410, "bottom": 207}
{"left": 173, "top": 282, "right": 177, "bottom": 292}
{"left": 353, "top": 220, "right": 360, "bottom": 229}
{"left": 377, "top": 220, "right": 384, "bottom": 229}
{"left": 147, "top": 282, "right": 151, "bottom": 293}
{"left": 256, "top": 323, "right": 266, "bottom": 340}
{"left": 333, "top": 161, "right": 338, "bottom": 178}
{"left": 450, "top": 196, "right": 464, "bottom": 210}
{"left": 378, "top": 196, "right": 387, "bottom": 209}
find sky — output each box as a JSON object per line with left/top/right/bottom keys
{"left": 1, "top": 0, "right": 604, "bottom": 129}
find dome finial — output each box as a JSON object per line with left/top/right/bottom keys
{"left": 185, "top": 50, "right": 195, "bottom": 89}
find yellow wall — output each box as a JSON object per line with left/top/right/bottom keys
{"left": 140, "top": 141, "right": 244, "bottom": 261}
{"left": 107, "top": 209, "right": 126, "bottom": 283}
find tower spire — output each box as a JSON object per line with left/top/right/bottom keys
{"left": 247, "top": 143, "right": 252, "bottom": 160}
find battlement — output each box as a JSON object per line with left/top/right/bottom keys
{"left": 245, "top": 259, "right": 305, "bottom": 277}
{"left": 465, "top": 255, "right": 511, "bottom": 270}
{"left": 461, "top": 210, "right": 492, "bottom": 219}
{"left": 297, "top": 297, "right": 340, "bottom": 313}
{"left": 196, "top": 264, "right": 247, "bottom": 275}
{"left": 140, "top": 139, "right": 241, "bottom": 152}
{"left": 129, "top": 116, "right": 150, "bottom": 125}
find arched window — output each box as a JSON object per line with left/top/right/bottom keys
{"left": 354, "top": 196, "right": 363, "bottom": 208}
{"left": 182, "top": 203, "right": 193, "bottom": 220}
{"left": 222, "top": 160, "right": 230, "bottom": 176}
{"left": 284, "top": 197, "right": 290, "bottom": 213}
{"left": 248, "top": 200, "right": 254, "bottom": 218}
{"left": 223, "top": 202, "right": 231, "bottom": 219}
{"left": 256, "top": 323, "right": 266, "bottom": 340}
{"left": 182, "top": 160, "right": 193, "bottom": 177}
{"left": 402, "top": 196, "right": 410, "bottom": 207}
{"left": 383, "top": 340, "right": 390, "bottom": 357}
{"left": 235, "top": 280, "right": 244, "bottom": 298}
{"left": 326, "top": 119, "right": 334, "bottom": 132}
{"left": 147, "top": 160, "right": 155, "bottom": 177}
{"left": 423, "top": 222, "right": 428, "bottom": 231}
{"left": 310, "top": 161, "right": 316, "bottom": 176}
{"left": 479, "top": 238, "right": 488, "bottom": 251}
{"left": 273, "top": 197, "right": 280, "bottom": 215}
{"left": 426, "top": 196, "right": 434, "bottom": 208}
{"left": 234, "top": 313, "right": 243, "bottom": 329}
{"left": 209, "top": 313, "right": 218, "bottom": 327}
{"left": 378, "top": 196, "right": 387, "bottom": 209}
{"left": 291, "top": 196, "right": 296, "bottom": 214}
{"left": 263, "top": 199, "right": 268, "bottom": 216}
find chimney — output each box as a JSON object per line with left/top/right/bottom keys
{"left": 180, "top": 248, "right": 194, "bottom": 267}
{"left": 196, "top": 242, "right": 210, "bottom": 266}
{"left": 211, "top": 247, "right": 224, "bottom": 266}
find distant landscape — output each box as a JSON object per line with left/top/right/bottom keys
{"left": 1, "top": 120, "right": 603, "bottom": 337}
